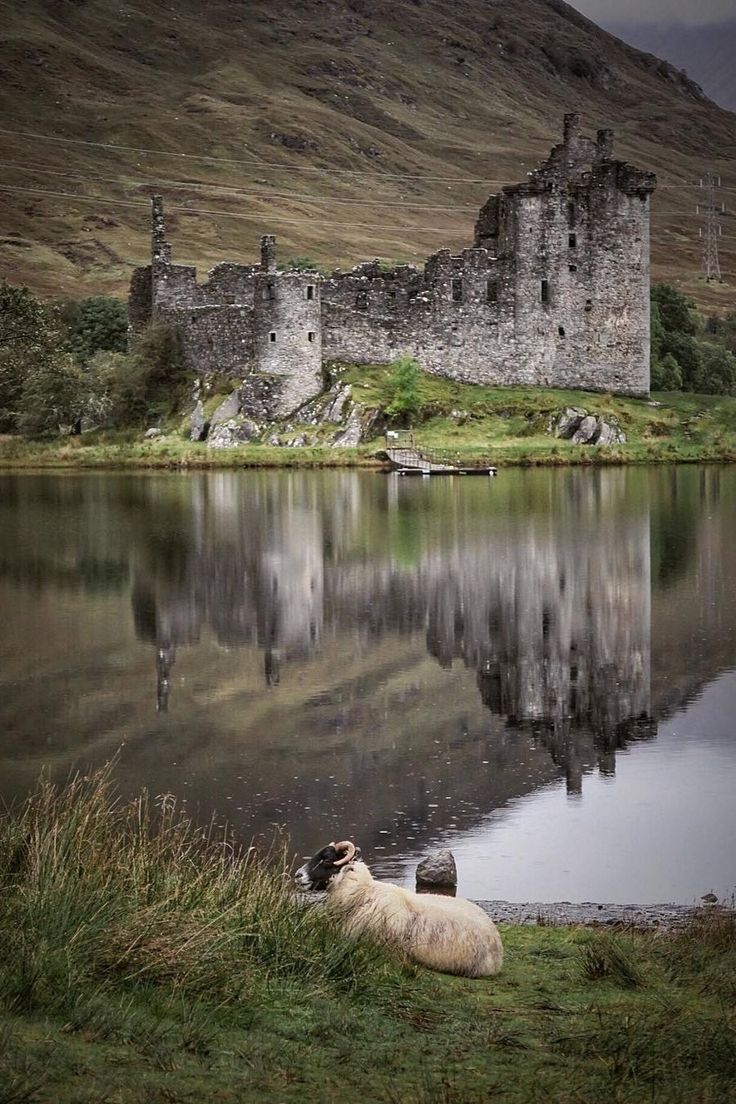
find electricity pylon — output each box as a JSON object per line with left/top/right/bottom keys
{"left": 697, "top": 172, "right": 723, "bottom": 283}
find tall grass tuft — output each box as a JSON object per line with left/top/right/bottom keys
{"left": 0, "top": 765, "right": 417, "bottom": 1026}
{"left": 579, "top": 932, "right": 646, "bottom": 988}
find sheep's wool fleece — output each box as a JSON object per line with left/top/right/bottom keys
{"left": 326, "top": 861, "right": 503, "bottom": 978}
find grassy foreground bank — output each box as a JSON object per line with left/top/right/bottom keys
{"left": 1, "top": 771, "right": 735, "bottom": 1103}
{"left": 1, "top": 376, "right": 735, "bottom": 470}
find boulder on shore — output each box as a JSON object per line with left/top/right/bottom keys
{"left": 207, "top": 416, "right": 260, "bottom": 449}
{"left": 554, "top": 407, "right": 626, "bottom": 446}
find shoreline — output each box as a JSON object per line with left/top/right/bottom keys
{"left": 476, "top": 899, "right": 730, "bottom": 930}
{"left": 1, "top": 442, "right": 735, "bottom": 472}
{"left": 1, "top": 383, "right": 735, "bottom": 470}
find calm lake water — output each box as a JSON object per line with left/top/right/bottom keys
{"left": 1, "top": 466, "right": 735, "bottom": 905}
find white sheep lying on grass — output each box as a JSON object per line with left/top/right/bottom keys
{"left": 295, "top": 840, "right": 503, "bottom": 978}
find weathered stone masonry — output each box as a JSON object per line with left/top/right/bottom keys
{"left": 129, "top": 116, "right": 656, "bottom": 418}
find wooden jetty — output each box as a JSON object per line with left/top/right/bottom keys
{"left": 383, "top": 440, "right": 497, "bottom": 477}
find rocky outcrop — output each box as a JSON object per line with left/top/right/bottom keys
{"left": 207, "top": 416, "right": 261, "bottom": 449}
{"left": 554, "top": 408, "right": 626, "bottom": 445}
{"left": 331, "top": 403, "right": 383, "bottom": 447}
{"left": 322, "top": 384, "right": 353, "bottom": 424}
{"left": 189, "top": 400, "right": 208, "bottom": 442}
{"left": 571, "top": 414, "right": 599, "bottom": 443}
{"left": 209, "top": 390, "right": 241, "bottom": 428}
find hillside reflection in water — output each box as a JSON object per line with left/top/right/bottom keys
{"left": 1, "top": 466, "right": 734, "bottom": 903}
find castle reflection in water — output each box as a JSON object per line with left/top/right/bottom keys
{"left": 132, "top": 469, "right": 656, "bottom": 792}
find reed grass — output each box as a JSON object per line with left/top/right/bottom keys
{"left": 0, "top": 765, "right": 416, "bottom": 1025}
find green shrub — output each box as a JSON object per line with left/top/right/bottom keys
{"left": 386, "top": 356, "right": 421, "bottom": 425}
{"left": 278, "top": 256, "right": 328, "bottom": 274}
{"left": 108, "top": 323, "right": 189, "bottom": 426}
{"left": 651, "top": 351, "right": 683, "bottom": 391}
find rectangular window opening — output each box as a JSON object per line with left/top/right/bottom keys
{"left": 224, "top": 294, "right": 235, "bottom": 305}
{"left": 355, "top": 290, "right": 368, "bottom": 310}
{"left": 269, "top": 331, "right": 276, "bottom": 342}
{"left": 541, "top": 279, "right": 550, "bottom": 304}
{"left": 569, "top": 264, "right": 578, "bottom": 273}
{"left": 452, "top": 277, "right": 463, "bottom": 303}
{"left": 263, "top": 284, "right": 276, "bottom": 301}
{"left": 584, "top": 298, "right": 592, "bottom": 313}
{"left": 568, "top": 201, "right": 576, "bottom": 223}
{"left": 568, "top": 233, "right": 577, "bottom": 248}
{"left": 487, "top": 279, "right": 498, "bottom": 304}
{"left": 307, "top": 331, "right": 316, "bottom": 343}
{"left": 306, "top": 285, "right": 314, "bottom": 301}
{"left": 558, "top": 325, "right": 566, "bottom": 337}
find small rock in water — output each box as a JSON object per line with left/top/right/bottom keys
{"left": 416, "top": 848, "right": 458, "bottom": 889}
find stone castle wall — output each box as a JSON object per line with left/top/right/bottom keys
{"left": 129, "top": 115, "right": 655, "bottom": 417}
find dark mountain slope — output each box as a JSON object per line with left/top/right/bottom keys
{"left": 608, "top": 19, "right": 736, "bottom": 115}
{"left": 1, "top": 0, "right": 734, "bottom": 309}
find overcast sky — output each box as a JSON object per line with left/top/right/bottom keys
{"left": 570, "top": 0, "right": 736, "bottom": 26}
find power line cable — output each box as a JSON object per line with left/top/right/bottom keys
{"left": 0, "top": 159, "right": 480, "bottom": 210}
{"left": 0, "top": 183, "right": 460, "bottom": 233}
{"left": 0, "top": 128, "right": 731, "bottom": 191}
{"left": 0, "top": 127, "right": 498, "bottom": 183}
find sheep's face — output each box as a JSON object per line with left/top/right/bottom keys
{"left": 295, "top": 841, "right": 362, "bottom": 890}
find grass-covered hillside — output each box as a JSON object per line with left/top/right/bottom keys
{"left": 2, "top": 366, "right": 735, "bottom": 469}
{"left": 1, "top": 769, "right": 735, "bottom": 1103}
{"left": 2, "top": 0, "right": 735, "bottom": 309}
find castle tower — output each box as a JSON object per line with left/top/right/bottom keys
{"left": 151, "top": 195, "right": 171, "bottom": 268}
{"left": 253, "top": 236, "right": 323, "bottom": 417}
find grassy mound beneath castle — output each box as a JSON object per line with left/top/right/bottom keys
{"left": 2, "top": 767, "right": 736, "bottom": 1103}
{"left": 1, "top": 368, "right": 735, "bottom": 469}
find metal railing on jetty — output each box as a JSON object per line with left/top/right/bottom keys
{"left": 383, "top": 431, "right": 496, "bottom": 476}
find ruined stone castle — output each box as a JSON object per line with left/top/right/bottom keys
{"left": 128, "top": 114, "right": 656, "bottom": 416}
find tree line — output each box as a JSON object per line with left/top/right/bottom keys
{"left": 0, "top": 283, "right": 186, "bottom": 436}
{"left": 651, "top": 283, "right": 736, "bottom": 395}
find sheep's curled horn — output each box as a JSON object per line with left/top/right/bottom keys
{"left": 331, "top": 840, "right": 357, "bottom": 867}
